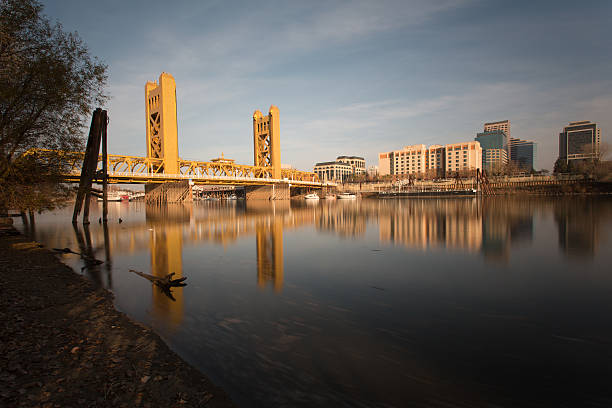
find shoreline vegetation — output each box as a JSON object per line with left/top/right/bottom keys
{"left": 0, "top": 221, "right": 235, "bottom": 408}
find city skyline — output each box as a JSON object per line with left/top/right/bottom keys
{"left": 42, "top": 0, "right": 611, "bottom": 171}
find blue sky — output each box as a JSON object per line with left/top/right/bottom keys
{"left": 43, "top": 0, "right": 611, "bottom": 170}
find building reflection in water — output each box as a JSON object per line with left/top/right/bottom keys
{"left": 554, "top": 198, "right": 603, "bottom": 258}
{"left": 377, "top": 198, "right": 535, "bottom": 263}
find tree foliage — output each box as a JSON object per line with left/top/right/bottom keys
{"left": 553, "top": 143, "right": 612, "bottom": 180}
{"left": 0, "top": 0, "right": 107, "bottom": 211}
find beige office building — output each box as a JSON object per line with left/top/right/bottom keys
{"left": 426, "top": 144, "right": 445, "bottom": 178}
{"left": 378, "top": 141, "right": 481, "bottom": 177}
{"left": 336, "top": 156, "right": 366, "bottom": 174}
{"left": 391, "top": 144, "right": 427, "bottom": 176}
{"left": 313, "top": 161, "right": 353, "bottom": 182}
{"left": 444, "top": 141, "right": 482, "bottom": 175}
{"left": 378, "top": 152, "right": 391, "bottom": 175}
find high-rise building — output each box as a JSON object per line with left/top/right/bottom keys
{"left": 475, "top": 130, "right": 508, "bottom": 172}
{"left": 484, "top": 120, "right": 510, "bottom": 141}
{"left": 509, "top": 138, "right": 537, "bottom": 171}
{"left": 558, "top": 121, "right": 601, "bottom": 164}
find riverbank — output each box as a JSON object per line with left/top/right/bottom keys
{"left": 0, "top": 222, "right": 235, "bottom": 408}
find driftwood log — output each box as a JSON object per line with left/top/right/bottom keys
{"left": 53, "top": 247, "right": 104, "bottom": 265}
{"left": 129, "top": 270, "right": 187, "bottom": 301}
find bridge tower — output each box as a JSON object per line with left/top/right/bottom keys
{"left": 253, "top": 106, "right": 281, "bottom": 179}
{"left": 145, "top": 72, "right": 179, "bottom": 174}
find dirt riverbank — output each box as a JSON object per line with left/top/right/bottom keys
{"left": 0, "top": 223, "right": 235, "bottom": 408}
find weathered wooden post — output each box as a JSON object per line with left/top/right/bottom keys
{"left": 82, "top": 111, "right": 104, "bottom": 224}
{"left": 73, "top": 109, "right": 102, "bottom": 223}
{"left": 101, "top": 110, "right": 109, "bottom": 223}
{"left": 72, "top": 109, "right": 109, "bottom": 224}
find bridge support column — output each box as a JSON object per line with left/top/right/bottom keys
{"left": 245, "top": 183, "right": 289, "bottom": 200}
{"left": 145, "top": 181, "right": 192, "bottom": 204}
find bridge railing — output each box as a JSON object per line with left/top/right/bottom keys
{"left": 27, "top": 149, "right": 322, "bottom": 184}
{"left": 64, "top": 169, "right": 327, "bottom": 186}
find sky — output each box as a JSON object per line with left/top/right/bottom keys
{"left": 42, "top": 0, "right": 612, "bottom": 171}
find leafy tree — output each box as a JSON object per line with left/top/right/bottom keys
{"left": 553, "top": 158, "right": 568, "bottom": 174}
{"left": 0, "top": 0, "right": 107, "bottom": 212}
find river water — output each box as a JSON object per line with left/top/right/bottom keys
{"left": 16, "top": 197, "right": 612, "bottom": 407}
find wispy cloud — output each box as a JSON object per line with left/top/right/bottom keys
{"left": 47, "top": 0, "right": 611, "bottom": 173}
{"left": 281, "top": 80, "right": 612, "bottom": 170}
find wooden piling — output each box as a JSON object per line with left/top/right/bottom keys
{"left": 82, "top": 111, "right": 103, "bottom": 224}
{"left": 101, "top": 111, "right": 109, "bottom": 223}
{"left": 72, "top": 108, "right": 109, "bottom": 225}
{"left": 73, "top": 110, "right": 101, "bottom": 223}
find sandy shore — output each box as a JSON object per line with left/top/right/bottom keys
{"left": 0, "top": 222, "right": 235, "bottom": 408}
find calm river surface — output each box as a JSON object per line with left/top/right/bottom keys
{"left": 17, "top": 196, "right": 612, "bottom": 407}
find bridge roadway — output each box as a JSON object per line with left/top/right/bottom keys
{"left": 37, "top": 150, "right": 331, "bottom": 188}
{"left": 62, "top": 169, "right": 326, "bottom": 187}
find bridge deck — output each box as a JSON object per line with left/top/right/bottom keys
{"left": 28, "top": 149, "right": 332, "bottom": 187}
{"left": 62, "top": 171, "right": 331, "bottom": 187}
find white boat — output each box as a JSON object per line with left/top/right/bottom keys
{"left": 325, "top": 195, "right": 336, "bottom": 200}
{"left": 304, "top": 193, "right": 320, "bottom": 200}
{"left": 225, "top": 194, "right": 237, "bottom": 200}
{"left": 202, "top": 195, "right": 220, "bottom": 201}
{"left": 337, "top": 192, "right": 356, "bottom": 199}
{"left": 97, "top": 191, "right": 126, "bottom": 201}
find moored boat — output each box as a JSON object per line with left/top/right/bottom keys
{"left": 305, "top": 193, "right": 320, "bottom": 200}
{"left": 97, "top": 191, "right": 124, "bottom": 201}
{"left": 337, "top": 192, "right": 356, "bottom": 199}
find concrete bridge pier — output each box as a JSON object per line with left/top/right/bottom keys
{"left": 245, "top": 183, "right": 290, "bottom": 200}
{"left": 289, "top": 185, "right": 324, "bottom": 198}
{"left": 321, "top": 186, "right": 336, "bottom": 198}
{"left": 145, "top": 181, "right": 193, "bottom": 204}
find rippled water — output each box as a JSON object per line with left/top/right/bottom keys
{"left": 17, "top": 197, "right": 612, "bottom": 407}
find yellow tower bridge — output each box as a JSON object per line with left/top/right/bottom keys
{"left": 32, "top": 72, "right": 328, "bottom": 191}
